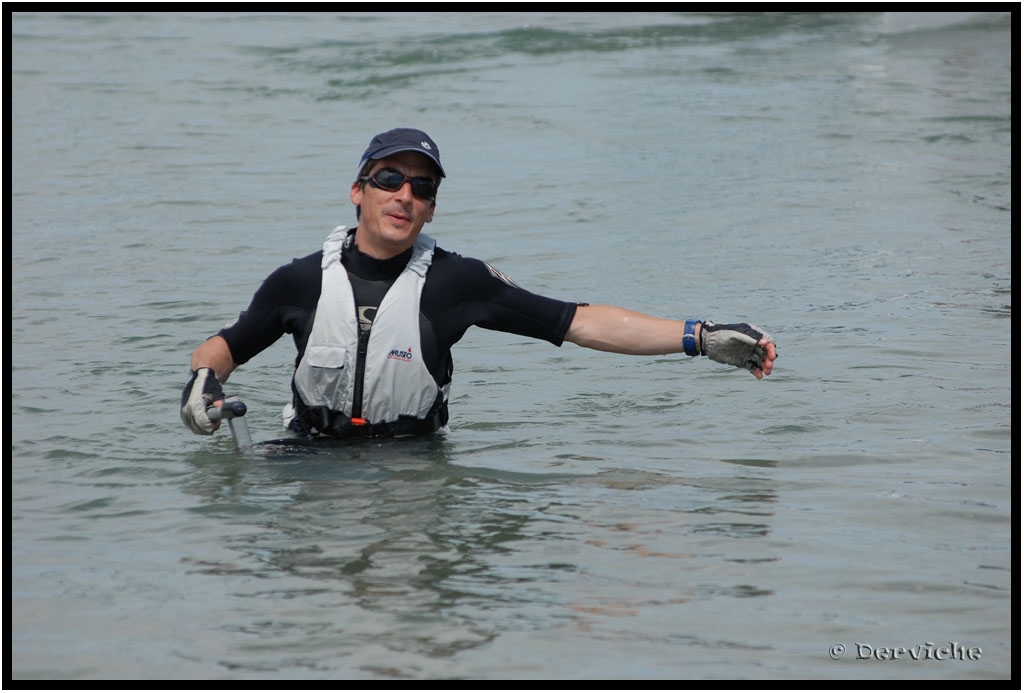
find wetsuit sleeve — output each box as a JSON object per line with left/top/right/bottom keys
{"left": 424, "top": 252, "right": 579, "bottom": 349}
{"left": 217, "top": 252, "right": 322, "bottom": 365}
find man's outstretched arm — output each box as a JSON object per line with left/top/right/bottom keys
{"left": 564, "top": 305, "right": 776, "bottom": 379}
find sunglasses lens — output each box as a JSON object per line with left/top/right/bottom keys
{"left": 373, "top": 169, "right": 405, "bottom": 191}
{"left": 412, "top": 180, "right": 437, "bottom": 200}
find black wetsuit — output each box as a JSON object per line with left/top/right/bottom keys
{"left": 218, "top": 240, "right": 579, "bottom": 421}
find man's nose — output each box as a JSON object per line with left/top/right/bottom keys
{"left": 393, "top": 180, "right": 414, "bottom": 200}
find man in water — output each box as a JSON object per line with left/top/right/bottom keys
{"left": 181, "top": 128, "right": 777, "bottom": 439}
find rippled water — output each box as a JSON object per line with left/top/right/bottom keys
{"left": 11, "top": 12, "right": 1013, "bottom": 680}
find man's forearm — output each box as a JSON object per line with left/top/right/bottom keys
{"left": 190, "top": 335, "right": 238, "bottom": 383}
{"left": 564, "top": 305, "right": 698, "bottom": 355}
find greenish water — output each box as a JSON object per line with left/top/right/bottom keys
{"left": 11, "top": 12, "right": 1013, "bottom": 680}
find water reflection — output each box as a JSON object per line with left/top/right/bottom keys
{"left": 182, "top": 442, "right": 780, "bottom": 671}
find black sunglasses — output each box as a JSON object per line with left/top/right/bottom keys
{"left": 359, "top": 168, "right": 438, "bottom": 201}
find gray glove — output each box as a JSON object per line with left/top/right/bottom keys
{"left": 180, "top": 367, "right": 225, "bottom": 435}
{"left": 700, "top": 321, "right": 773, "bottom": 375}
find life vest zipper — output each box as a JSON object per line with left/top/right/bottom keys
{"left": 350, "top": 327, "right": 371, "bottom": 424}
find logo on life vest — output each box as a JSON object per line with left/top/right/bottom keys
{"left": 387, "top": 346, "right": 414, "bottom": 362}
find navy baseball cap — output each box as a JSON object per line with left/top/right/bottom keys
{"left": 357, "top": 128, "right": 445, "bottom": 178}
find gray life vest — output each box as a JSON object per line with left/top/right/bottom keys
{"left": 292, "top": 226, "right": 447, "bottom": 429}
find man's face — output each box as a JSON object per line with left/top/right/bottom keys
{"left": 351, "top": 151, "right": 437, "bottom": 259}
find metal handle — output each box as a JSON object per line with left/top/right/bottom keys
{"left": 206, "top": 395, "right": 253, "bottom": 449}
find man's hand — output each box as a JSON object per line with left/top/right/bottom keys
{"left": 701, "top": 322, "right": 777, "bottom": 379}
{"left": 180, "top": 367, "right": 225, "bottom": 434}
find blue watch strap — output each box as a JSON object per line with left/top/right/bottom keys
{"left": 683, "top": 319, "right": 702, "bottom": 357}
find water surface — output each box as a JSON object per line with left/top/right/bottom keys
{"left": 11, "top": 11, "right": 1013, "bottom": 680}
